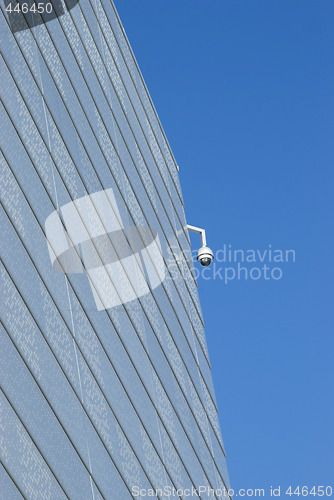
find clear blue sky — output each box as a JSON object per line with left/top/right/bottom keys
{"left": 116, "top": 0, "right": 334, "bottom": 494}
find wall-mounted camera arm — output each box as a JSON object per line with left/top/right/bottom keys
{"left": 187, "top": 224, "right": 213, "bottom": 267}
{"left": 187, "top": 225, "right": 207, "bottom": 247}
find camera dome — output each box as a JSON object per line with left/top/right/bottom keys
{"left": 199, "top": 257, "right": 212, "bottom": 267}
{"left": 197, "top": 246, "right": 214, "bottom": 267}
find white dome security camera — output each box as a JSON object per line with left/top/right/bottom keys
{"left": 187, "top": 224, "right": 214, "bottom": 268}
{"left": 197, "top": 245, "right": 214, "bottom": 267}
